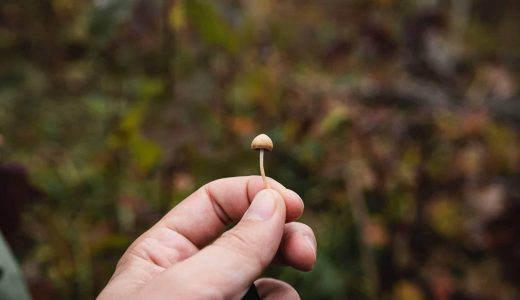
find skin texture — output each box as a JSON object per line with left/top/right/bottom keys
{"left": 98, "top": 176, "right": 317, "bottom": 300}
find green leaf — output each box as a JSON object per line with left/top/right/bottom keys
{"left": 319, "top": 106, "right": 350, "bottom": 135}
{"left": 129, "top": 135, "right": 162, "bottom": 171}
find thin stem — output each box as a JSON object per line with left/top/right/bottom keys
{"left": 259, "top": 150, "right": 271, "bottom": 189}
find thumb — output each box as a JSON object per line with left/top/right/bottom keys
{"left": 145, "top": 189, "right": 287, "bottom": 299}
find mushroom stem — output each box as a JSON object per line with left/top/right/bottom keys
{"left": 259, "top": 149, "right": 271, "bottom": 189}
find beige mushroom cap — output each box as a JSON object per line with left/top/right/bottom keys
{"left": 251, "top": 134, "right": 273, "bottom": 151}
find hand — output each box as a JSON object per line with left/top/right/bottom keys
{"left": 98, "top": 176, "right": 317, "bottom": 300}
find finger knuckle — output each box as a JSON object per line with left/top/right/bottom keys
{"left": 217, "top": 230, "right": 266, "bottom": 267}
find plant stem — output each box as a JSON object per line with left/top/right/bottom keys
{"left": 259, "top": 149, "right": 271, "bottom": 189}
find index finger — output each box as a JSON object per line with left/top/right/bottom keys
{"left": 155, "top": 176, "right": 304, "bottom": 248}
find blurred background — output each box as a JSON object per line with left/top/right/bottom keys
{"left": 1, "top": 0, "right": 519, "bottom": 299}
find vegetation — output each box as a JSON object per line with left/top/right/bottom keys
{"left": 1, "top": 0, "right": 519, "bottom": 299}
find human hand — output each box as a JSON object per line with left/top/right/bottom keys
{"left": 98, "top": 176, "right": 317, "bottom": 300}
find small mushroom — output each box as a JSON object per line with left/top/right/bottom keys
{"left": 251, "top": 134, "right": 273, "bottom": 189}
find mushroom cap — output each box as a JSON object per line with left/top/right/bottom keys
{"left": 251, "top": 134, "right": 273, "bottom": 151}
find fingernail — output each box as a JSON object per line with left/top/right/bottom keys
{"left": 244, "top": 189, "right": 278, "bottom": 221}
{"left": 303, "top": 233, "right": 317, "bottom": 256}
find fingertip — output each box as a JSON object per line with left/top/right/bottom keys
{"left": 244, "top": 189, "right": 281, "bottom": 221}
{"left": 246, "top": 176, "right": 303, "bottom": 222}
{"left": 260, "top": 188, "right": 285, "bottom": 212}
{"left": 255, "top": 278, "right": 300, "bottom": 300}
{"left": 283, "top": 188, "right": 304, "bottom": 222}
{"left": 278, "top": 223, "right": 317, "bottom": 271}
{"left": 302, "top": 232, "right": 317, "bottom": 269}
{"left": 286, "top": 188, "right": 304, "bottom": 217}
{"left": 292, "top": 232, "right": 317, "bottom": 271}
{"left": 265, "top": 187, "right": 283, "bottom": 201}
